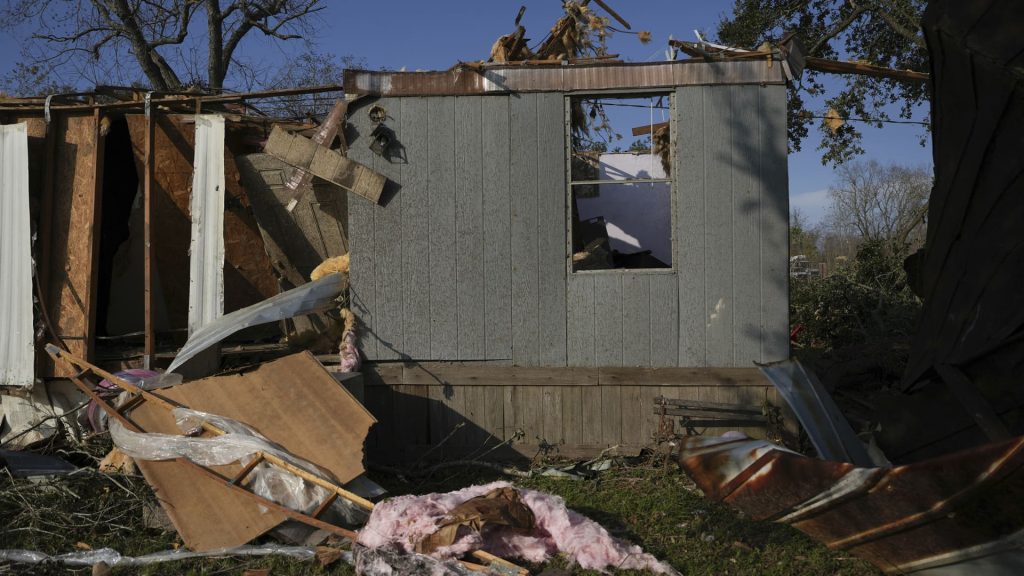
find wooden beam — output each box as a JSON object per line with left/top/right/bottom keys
{"left": 263, "top": 125, "right": 386, "bottom": 204}
{"left": 804, "top": 56, "right": 929, "bottom": 82}
{"left": 631, "top": 121, "right": 669, "bottom": 137}
{"left": 86, "top": 107, "right": 105, "bottom": 361}
{"left": 143, "top": 105, "right": 155, "bottom": 368}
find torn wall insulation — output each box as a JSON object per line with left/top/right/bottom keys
{"left": 166, "top": 272, "right": 345, "bottom": 375}
{"left": 358, "top": 481, "right": 679, "bottom": 574}
{"left": 0, "top": 123, "right": 33, "bottom": 388}
{"left": 187, "top": 115, "right": 226, "bottom": 335}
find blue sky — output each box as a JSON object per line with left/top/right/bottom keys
{"left": 0, "top": 0, "right": 932, "bottom": 224}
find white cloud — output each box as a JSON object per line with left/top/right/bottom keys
{"left": 790, "top": 188, "right": 830, "bottom": 225}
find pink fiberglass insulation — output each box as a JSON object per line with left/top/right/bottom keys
{"left": 357, "top": 481, "right": 679, "bottom": 574}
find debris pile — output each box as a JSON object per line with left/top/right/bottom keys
{"left": 358, "top": 482, "right": 679, "bottom": 574}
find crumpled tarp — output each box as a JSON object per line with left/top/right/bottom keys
{"left": 357, "top": 481, "right": 679, "bottom": 574}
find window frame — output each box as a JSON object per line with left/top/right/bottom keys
{"left": 565, "top": 90, "right": 677, "bottom": 275}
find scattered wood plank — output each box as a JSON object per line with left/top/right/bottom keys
{"left": 263, "top": 125, "right": 386, "bottom": 204}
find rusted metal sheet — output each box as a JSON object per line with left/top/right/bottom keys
{"left": 677, "top": 434, "right": 1024, "bottom": 574}
{"left": 344, "top": 60, "right": 784, "bottom": 97}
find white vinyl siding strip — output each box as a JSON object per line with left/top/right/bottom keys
{"left": 187, "top": 115, "right": 226, "bottom": 335}
{"left": 0, "top": 123, "right": 34, "bottom": 387}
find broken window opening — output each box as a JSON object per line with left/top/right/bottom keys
{"left": 569, "top": 94, "right": 673, "bottom": 272}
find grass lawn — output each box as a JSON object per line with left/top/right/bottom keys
{"left": 0, "top": 444, "right": 879, "bottom": 576}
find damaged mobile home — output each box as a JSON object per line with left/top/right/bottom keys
{"left": 0, "top": 54, "right": 792, "bottom": 457}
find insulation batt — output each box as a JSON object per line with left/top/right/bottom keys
{"left": 357, "top": 481, "right": 679, "bottom": 574}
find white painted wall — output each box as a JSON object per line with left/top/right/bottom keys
{"left": 575, "top": 152, "right": 672, "bottom": 265}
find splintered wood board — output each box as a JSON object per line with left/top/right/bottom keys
{"left": 127, "top": 352, "right": 376, "bottom": 551}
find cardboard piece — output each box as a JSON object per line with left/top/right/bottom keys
{"left": 126, "top": 352, "right": 376, "bottom": 551}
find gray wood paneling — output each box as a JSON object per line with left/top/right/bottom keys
{"left": 536, "top": 93, "right": 568, "bottom": 366}
{"left": 455, "top": 97, "right": 485, "bottom": 359}
{"left": 761, "top": 85, "right": 791, "bottom": 362}
{"left": 428, "top": 97, "right": 458, "bottom": 359}
{"left": 621, "top": 274, "right": 651, "bottom": 367}
{"left": 482, "top": 97, "right": 513, "bottom": 360}
{"left": 649, "top": 274, "right": 679, "bottom": 366}
{"left": 704, "top": 85, "right": 735, "bottom": 366}
{"left": 401, "top": 97, "right": 431, "bottom": 359}
{"left": 347, "top": 85, "right": 789, "bottom": 369}
{"left": 510, "top": 93, "right": 540, "bottom": 365}
{"left": 346, "top": 129, "right": 378, "bottom": 358}
{"left": 373, "top": 98, "right": 404, "bottom": 359}
{"left": 567, "top": 274, "right": 595, "bottom": 366}
{"left": 677, "top": 86, "right": 707, "bottom": 366}
{"left": 732, "top": 85, "right": 762, "bottom": 365}
{"left": 594, "top": 275, "right": 623, "bottom": 366}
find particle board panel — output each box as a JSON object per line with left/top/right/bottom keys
{"left": 125, "top": 115, "right": 279, "bottom": 329}
{"left": 567, "top": 274, "right": 596, "bottom": 366}
{"left": 676, "top": 86, "right": 707, "bottom": 366}
{"left": 455, "top": 97, "right": 486, "bottom": 360}
{"left": 621, "top": 274, "right": 651, "bottom": 367}
{"left": 372, "top": 98, "right": 404, "bottom": 360}
{"left": 703, "top": 85, "right": 735, "bottom": 366}
{"left": 428, "top": 97, "right": 458, "bottom": 360}
{"left": 400, "top": 97, "right": 432, "bottom": 360}
{"left": 649, "top": 274, "right": 679, "bottom": 367}
{"left": 510, "top": 93, "right": 540, "bottom": 366}
{"left": 536, "top": 92, "right": 567, "bottom": 366}
{"left": 481, "top": 97, "right": 513, "bottom": 361}
{"left": 45, "top": 114, "right": 101, "bottom": 375}
{"left": 126, "top": 352, "right": 375, "bottom": 551}
{"left": 732, "top": 85, "right": 762, "bottom": 365}
{"left": 594, "top": 275, "right": 623, "bottom": 366}
{"left": 759, "top": 85, "right": 790, "bottom": 363}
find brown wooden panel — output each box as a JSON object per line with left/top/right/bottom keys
{"left": 562, "top": 386, "right": 583, "bottom": 446}
{"left": 580, "top": 385, "right": 603, "bottom": 445}
{"left": 620, "top": 385, "right": 643, "bottom": 445}
{"left": 542, "top": 387, "right": 564, "bottom": 445}
{"left": 601, "top": 385, "right": 622, "bottom": 446}
{"left": 598, "top": 367, "right": 766, "bottom": 387}
{"left": 45, "top": 114, "right": 101, "bottom": 376}
{"left": 125, "top": 115, "right": 278, "bottom": 329}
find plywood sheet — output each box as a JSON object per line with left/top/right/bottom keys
{"left": 127, "top": 352, "right": 375, "bottom": 551}
{"left": 125, "top": 115, "right": 279, "bottom": 329}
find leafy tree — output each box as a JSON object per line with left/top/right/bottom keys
{"left": 790, "top": 208, "right": 821, "bottom": 260}
{"left": 0, "top": 0, "right": 327, "bottom": 92}
{"left": 717, "top": 0, "right": 929, "bottom": 164}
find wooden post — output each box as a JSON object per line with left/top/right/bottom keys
{"left": 87, "top": 104, "right": 106, "bottom": 361}
{"left": 143, "top": 94, "right": 155, "bottom": 369}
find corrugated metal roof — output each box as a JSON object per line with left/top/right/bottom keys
{"left": 0, "top": 123, "right": 34, "bottom": 388}
{"left": 187, "top": 115, "right": 226, "bottom": 336}
{"left": 344, "top": 59, "right": 785, "bottom": 97}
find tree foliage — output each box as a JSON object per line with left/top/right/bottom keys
{"left": 0, "top": 0, "right": 326, "bottom": 92}
{"left": 717, "top": 0, "right": 929, "bottom": 164}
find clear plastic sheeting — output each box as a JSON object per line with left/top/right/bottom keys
{"left": 0, "top": 544, "right": 327, "bottom": 567}
{"left": 166, "top": 272, "right": 345, "bottom": 374}
{"left": 108, "top": 407, "right": 364, "bottom": 520}
{"left": 353, "top": 544, "right": 474, "bottom": 576}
